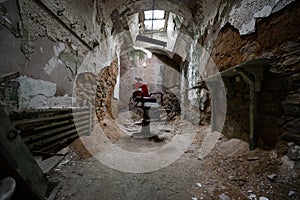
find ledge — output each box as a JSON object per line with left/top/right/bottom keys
{"left": 205, "top": 58, "right": 275, "bottom": 82}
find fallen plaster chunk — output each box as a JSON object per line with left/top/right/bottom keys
{"left": 196, "top": 183, "right": 202, "bottom": 187}
{"left": 218, "top": 138, "right": 249, "bottom": 156}
{"left": 259, "top": 197, "right": 269, "bottom": 200}
{"left": 281, "top": 155, "right": 295, "bottom": 169}
{"left": 198, "top": 131, "right": 221, "bottom": 160}
{"left": 247, "top": 156, "right": 260, "bottom": 161}
{"left": 288, "top": 190, "right": 296, "bottom": 197}
{"left": 266, "top": 174, "right": 277, "bottom": 181}
{"left": 219, "top": 193, "right": 230, "bottom": 200}
{"left": 248, "top": 193, "right": 257, "bottom": 200}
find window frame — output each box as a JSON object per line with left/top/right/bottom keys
{"left": 140, "top": 10, "right": 168, "bottom": 32}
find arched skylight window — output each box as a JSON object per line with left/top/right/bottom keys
{"left": 143, "top": 10, "right": 166, "bottom": 31}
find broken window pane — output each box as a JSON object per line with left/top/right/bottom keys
{"left": 144, "top": 10, "right": 165, "bottom": 20}
{"left": 144, "top": 19, "right": 165, "bottom": 30}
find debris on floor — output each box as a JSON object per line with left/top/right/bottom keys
{"left": 46, "top": 118, "right": 300, "bottom": 200}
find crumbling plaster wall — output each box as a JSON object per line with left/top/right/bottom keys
{"left": 199, "top": 0, "right": 299, "bottom": 147}
{"left": 184, "top": 0, "right": 295, "bottom": 79}
{"left": 0, "top": 0, "right": 127, "bottom": 111}
{"left": 1, "top": 0, "right": 298, "bottom": 140}
{"left": 175, "top": 0, "right": 298, "bottom": 147}
{"left": 183, "top": 0, "right": 295, "bottom": 94}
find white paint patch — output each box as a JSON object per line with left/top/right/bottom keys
{"left": 113, "top": 39, "right": 122, "bottom": 99}
{"left": 28, "top": 94, "right": 76, "bottom": 109}
{"left": 43, "top": 42, "right": 65, "bottom": 75}
{"left": 28, "top": 95, "right": 48, "bottom": 109}
{"left": 17, "top": 76, "right": 56, "bottom": 99}
{"left": 16, "top": 76, "right": 57, "bottom": 109}
{"left": 3, "top": 16, "right": 12, "bottom": 24}
{"left": 47, "top": 95, "right": 76, "bottom": 108}
{"left": 254, "top": 5, "right": 272, "bottom": 18}
{"left": 228, "top": 0, "right": 294, "bottom": 35}
{"left": 92, "top": 0, "right": 97, "bottom": 30}
{"left": 240, "top": 18, "right": 256, "bottom": 35}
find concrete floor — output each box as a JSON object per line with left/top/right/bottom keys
{"left": 47, "top": 116, "right": 300, "bottom": 200}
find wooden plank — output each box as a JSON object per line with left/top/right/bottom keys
{"left": 24, "top": 123, "right": 75, "bottom": 143}
{"left": 24, "top": 119, "right": 89, "bottom": 143}
{"left": 27, "top": 123, "right": 89, "bottom": 149}
{"left": 34, "top": 115, "right": 89, "bottom": 132}
{"left": 13, "top": 111, "right": 89, "bottom": 127}
{"left": 37, "top": 120, "right": 96, "bottom": 153}
{"left": 38, "top": 130, "right": 89, "bottom": 153}
{"left": 31, "top": 151, "right": 66, "bottom": 157}
{"left": 18, "top": 115, "right": 89, "bottom": 135}
{"left": 10, "top": 107, "right": 89, "bottom": 121}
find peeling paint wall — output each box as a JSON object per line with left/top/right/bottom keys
{"left": 228, "top": 0, "right": 295, "bottom": 35}
{"left": 16, "top": 75, "right": 75, "bottom": 109}
{"left": 0, "top": 0, "right": 122, "bottom": 110}
{"left": 1, "top": 0, "right": 299, "bottom": 147}
{"left": 173, "top": 0, "right": 299, "bottom": 146}
{"left": 43, "top": 43, "right": 65, "bottom": 75}
{"left": 208, "top": 1, "right": 300, "bottom": 147}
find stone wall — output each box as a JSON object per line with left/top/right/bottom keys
{"left": 275, "top": 55, "right": 300, "bottom": 145}
{"left": 1, "top": 0, "right": 298, "bottom": 147}
{"left": 75, "top": 72, "right": 97, "bottom": 107}
{"left": 209, "top": 1, "right": 300, "bottom": 147}
{"left": 222, "top": 77, "right": 250, "bottom": 142}
{"left": 211, "top": 0, "right": 300, "bottom": 71}
{"left": 95, "top": 59, "right": 118, "bottom": 121}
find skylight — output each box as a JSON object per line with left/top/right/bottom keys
{"left": 144, "top": 10, "right": 165, "bottom": 20}
{"left": 144, "top": 10, "right": 166, "bottom": 31}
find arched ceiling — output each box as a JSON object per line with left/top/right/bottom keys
{"left": 95, "top": 0, "right": 209, "bottom": 65}
{"left": 96, "top": 0, "right": 206, "bottom": 38}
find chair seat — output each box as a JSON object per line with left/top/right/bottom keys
{"left": 144, "top": 102, "right": 160, "bottom": 108}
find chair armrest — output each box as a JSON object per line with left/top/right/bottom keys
{"left": 149, "top": 92, "right": 163, "bottom": 105}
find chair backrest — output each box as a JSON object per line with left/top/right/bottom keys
{"left": 132, "top": 89, "right": 144, "bottom": 102}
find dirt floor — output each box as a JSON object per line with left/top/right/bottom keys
{"left": 48, "top": 115, "right": 300, "bottom": 200}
